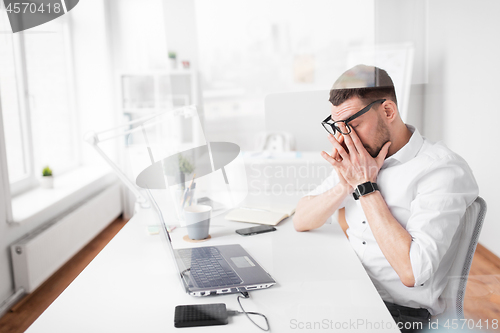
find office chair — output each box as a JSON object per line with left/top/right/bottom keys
{"left": 436, "top": 196, "right": 487, "bottom": 320}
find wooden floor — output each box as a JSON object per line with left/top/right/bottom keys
{"left": 464, "top": 244, "right": 500, "bottom": 324}
{"left": 0, "top": 216, "right": 499, "bottom": 333}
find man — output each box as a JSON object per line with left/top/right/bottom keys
{"left": 293, "top": 65, "right": 478, "bottom": 331}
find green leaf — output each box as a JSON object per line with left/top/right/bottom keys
{"left": 42, "top": 166, "right": 52, "bottom": 177}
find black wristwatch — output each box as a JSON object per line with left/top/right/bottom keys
{"left": 352, "top": 181, "right": 379, "bottom": 200}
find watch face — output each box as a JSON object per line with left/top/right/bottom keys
{"left": 357, "top": 182, "right": 374, "bottom": 195}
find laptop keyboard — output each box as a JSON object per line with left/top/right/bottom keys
{"left": 177, "top": 247, "right": 242, "bottom": 289}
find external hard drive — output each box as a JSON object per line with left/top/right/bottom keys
{"left": 174, "top": 303, "right": 228, "bottom": 328}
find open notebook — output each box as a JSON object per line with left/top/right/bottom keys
{"left": 224, "top": 203, "right": 296, "bottom": 226}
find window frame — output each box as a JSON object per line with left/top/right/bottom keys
{"left": 2, "top": 15, "right": 81, "bottom": 196}
{"left": 8, "top": 32, "right": 36, "bottom": 195}
{"left": 0, "top": 93, "right": 14, "bottom": 223}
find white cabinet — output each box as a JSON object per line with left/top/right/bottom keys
{"left": 119, "top": 70, "right": 198, "bottom": 116}
{"left": 118, "top": 69, "right": 202, "bottom": 148}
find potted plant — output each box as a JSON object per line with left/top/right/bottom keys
{"left": 41, "top": 166, "right": 54, "bottom": 189}
{"left": 168, "top": 51, "right": 177, "bottom": 69}
{"left": 178, "top": 154, "right": 194, "bottom": 189}
{"left": 162, "top": 153, "right": 195, "bottom": 188}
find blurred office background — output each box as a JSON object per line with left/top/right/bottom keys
{"left": 0, "top": 0, "right": 499, "bottom": 319}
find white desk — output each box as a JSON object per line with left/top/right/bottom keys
{"left": 26, "top": 192, "right": 398, "bottom": 332}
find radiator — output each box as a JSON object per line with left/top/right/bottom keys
{"left": 10, "top": 183, "right": 123, "bottom": 293}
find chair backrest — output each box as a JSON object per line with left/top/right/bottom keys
{"left": 437, "top": 196, "right": 487, "bottom": 319}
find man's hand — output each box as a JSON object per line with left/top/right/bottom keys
{"left": 321, "top": 124, "right": 391, "bottom": 188}
{"left": 294, "top": 131, "right": 355, "bottom": 232}
{"left": 324, "top": 133, "right": 351, "bottom": 189}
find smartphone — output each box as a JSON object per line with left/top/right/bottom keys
{"left": 236, "top": 225, "right": 276, "bottom": 236}
{"left": 174, "top": 303, "right": 228, "bottom": 328}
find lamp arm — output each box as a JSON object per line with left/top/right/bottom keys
{"left": 84, "top": 132, "right": 150, "bottom": 208}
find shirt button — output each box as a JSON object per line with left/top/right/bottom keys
{"left": 421, "top": 284, "right": 424, "bottom": 286}
{"left": 362, "top": 221, "right": 366, "bottom": 224}
{"left": 362, "top": 241, "right": 366, "bottom": 245}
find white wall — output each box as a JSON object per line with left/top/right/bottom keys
{"left": 376, "top": 0, "right": 500, "bottom": 257}
{"left": 0, "top": 104, "right": 12, "bottom": 304}
{"left": 107, "top": 0, "right": 168, "bottom": 71}
{"left": 374, "top": 0, "right": 427, "bottom": 130}
{"left": 424, "top": 0, "right": 500, "bottom": 256}
{"left": 162, "top": 0, "right": 200, "bottom": 70}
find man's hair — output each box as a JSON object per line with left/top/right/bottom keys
{"left": 329, "top": 65, "right": 397, "bottom": 107}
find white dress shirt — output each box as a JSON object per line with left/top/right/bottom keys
{"left": 305, "top": 125, "right": 478, "bottom": 315}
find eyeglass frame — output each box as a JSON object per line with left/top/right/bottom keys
{"left": 321, "top": 99, "right": 386, "bottom": 135}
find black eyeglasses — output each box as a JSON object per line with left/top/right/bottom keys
{"left": 321, "top": 99, "right": 386, "bottom": 135}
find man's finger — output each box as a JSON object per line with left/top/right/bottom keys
{"left": 327, "top": 134, "right": 338, "bottom": 160}
{"left": 349, "top": 129, "right": 366, "bottom": 155}
{"left": 329, "top": 132, "right": 344, "bottom": 144}
{"left": 321, "top": 150, "right": 340, "bottom": 166}
{"left": 375, "top": 141, "right": 392, "bottom": 167}
{"left": 335, "top": 131, "right": 343, "bottom": 141}
{"left": 337, "top": 123, "right": 358, "bottom": 155}
{"left": 328, "top": 134, "right": 350, "bottom": 160}
{"left": 331, "top": 147, "right": 340, "bottom": 161}
{"left": 342, "top": 132, "right": 358, "bottom": 155}
{"left": 338, "top": 135, "right": 348, "bottom": 155}
{"left": 330, "top": 134, "right": 344, "bottom": 161}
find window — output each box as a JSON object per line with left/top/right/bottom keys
{"left": 194, "top": 0, "right": 375, "bottom": 150}
{"left": 0, "top": 6, "right": 79, "bottom": 195}
{"left": 0, "top": 14, "right": 30, "bottom": 186}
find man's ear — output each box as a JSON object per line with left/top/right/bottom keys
{"left": 382, "top": 100, "right": 398, "bottom": 123}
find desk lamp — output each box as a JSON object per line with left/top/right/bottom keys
{"left": 84, "top": 105, "right": 198, "bottom": 212}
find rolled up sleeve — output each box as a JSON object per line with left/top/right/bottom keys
{"left": 407, "top": 155, "right": 478, "bottom": 287}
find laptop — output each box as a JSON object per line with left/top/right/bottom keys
{"left": 147, "top": 189, "right": 276, "bottom": 297}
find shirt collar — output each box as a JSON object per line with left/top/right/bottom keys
{"left": 382, "top": 125, "right": 424, "bottom": 168}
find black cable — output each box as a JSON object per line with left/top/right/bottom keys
{"left": 230, "top": 292, "right": 270, "bottom": 331}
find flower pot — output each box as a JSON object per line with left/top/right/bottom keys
{"left": 169, "top": 58, "right": 177, "bottom": 70}
{"left": 40, "top": 176, "right": 54, "bottom": 189}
